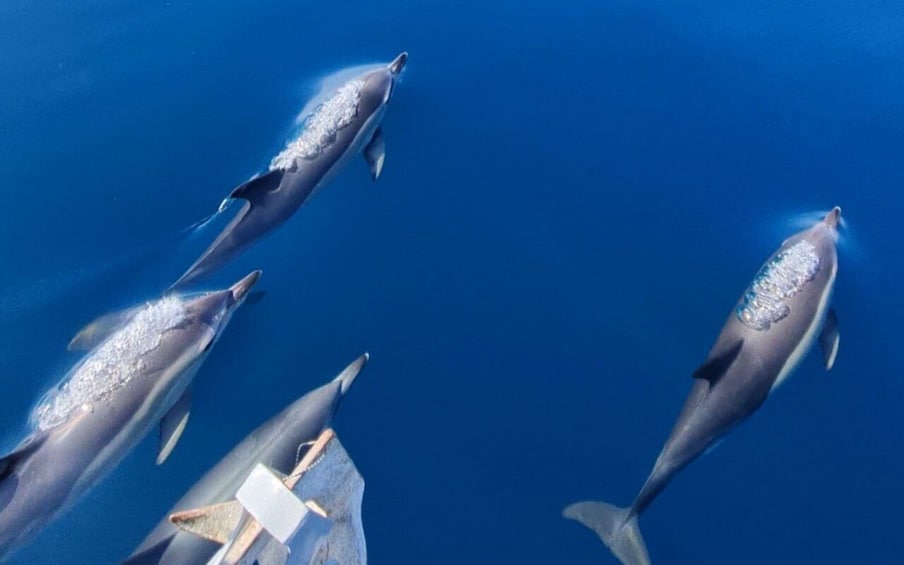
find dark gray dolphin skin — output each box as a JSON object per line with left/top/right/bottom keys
{"left": 172, "top": 52, "right": 408, "bottom": 289}
{"left": 0, "top": 270, "right": 261, "bottom": 562}
{"left": 123, "top": 353, "right": 368, "bottom": 565}
{"left": 564, "top": 208, "right": 843, "bottom": 565}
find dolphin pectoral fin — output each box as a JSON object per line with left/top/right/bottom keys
{"left": 363, "top": 127, "right": 386, "bottom": 180}
{"left": 169, "top": 500, "right": 243, "bottom": 544}
{"left": 68, "top": 305, "right": 143, "bottom": 351}
{"left": 157, "top": 388, "right": 192, "bottom": 465}
{"left": 819, "top": 308, "right": 840, "bottom": 371}
{"left": 692, "top": 339, "right": 744, "bottom": 385}
{"left": 230, "top": 169, "right": 285, "bottom": 203}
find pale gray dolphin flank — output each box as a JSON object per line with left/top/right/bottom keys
{"left": 564, "top": 208, "right": 843, "bottom": 565}
{"left": 0, "top": 271, "right": 261, "bottom": 562}
{"left": 172, "top": 52, "right": 408, "bottom": 289}
{"left": 123, "top": 353, "right": 368, "bottom": 565}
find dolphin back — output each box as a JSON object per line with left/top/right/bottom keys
{"left": 173, "top": 171, "right": 299, "bottom": 290}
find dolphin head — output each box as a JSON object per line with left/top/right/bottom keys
{"left": 782, "top": 206, "right": 842, "bottom": 249}
{"left": 806, "top": 205, "right": 843, "bottom": 245}
{"left": 388, "top": 51, "right": 408, "bottom": 76}
{"left": 357, "top": 52, "right": 408, "bottom": 115}
{"left": 329, "top": 351, "right": 368, "bottom": 410}
{"left": 226, "top": 269, "right": 262, "bottom": 306}
{"left": 822, "top": 206, "right": 842, "bottom": 232}
{"left": 279, "top": 353, "right": 369, "bottom": 444}
{"left": 183, "top": 270, "right": 261, "bottom": 351}
{"left": 308, "top": 353, "right": 368, "bottom": 420}
{"left": 769, "top": 206, "right": 842, "bottom": 292}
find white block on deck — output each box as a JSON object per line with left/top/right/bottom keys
{"left": 236, "top": 464, "right": 310, "bottom": 544}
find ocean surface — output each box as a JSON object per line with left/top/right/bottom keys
{"left": 1, "top": 1, "right": 903, "bottom": 563}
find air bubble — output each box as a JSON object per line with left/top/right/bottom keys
{"left": 32, "top": 296, "right": 188, "bottom": 431}
{"left": 270, "top": 80, "right": 364, "bottom": 170}
{"left": 736, "top": 241, "right": 820, "bottom": 331}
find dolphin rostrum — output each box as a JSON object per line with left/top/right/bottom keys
{"left": 123, "top": 353, "right": 368, "bottom": 565}
{"left": 172, "top": 52, "right": 408, "bottom": 288}
{"left": 0, "top": 270, "right": 261, "bottom": 561}
{"left": 564, "top": 208, "right": 843, "bottom": 565}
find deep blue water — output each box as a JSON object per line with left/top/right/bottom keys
{"left": 1, "top": 1, "right": 903, "bottom": 563}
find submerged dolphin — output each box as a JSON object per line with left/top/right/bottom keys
{"left": 124, "top": 353, "right": 368, "bottom": 565}
{"left": 564, "top": 208, "right": 843, "bottom": 565}
{"left": 172, "top": 52, "right": 408, "bottom": 288}
{"left": 0, "top": 271, "right": 261, "bottom": 561}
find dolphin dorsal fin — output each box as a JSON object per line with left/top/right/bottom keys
{"left": 67, "top": 305, "right": 144, "bottom": 351}
{"left": 363, "top": 127, "right": 386, "bottom": 180}
{"left": 0, "top": 449, "right": 24, "bottom": 482}
{"left": 229, "top": 170, "right": 285, "bottom": 203}
{"left": 156, "top": 387, "right": 192, "bottom": 465}
{"left": 0, "top": 433, "right": 49, "bottom": 482}
{"left": 692, "top": 339, "right": 744, "bottom": 385}
{"left": 819, "top": 308, "right": 840, "bottom": 371}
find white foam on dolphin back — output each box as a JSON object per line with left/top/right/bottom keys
{"left": 32, "top": 296, "right": 188, "bottom": 431}
{"left": 737, "top": 240, "right": 820, "bottom": 331}
{"left": 293, "top": 63, "right": 383, "bottom": 124}
{"left": 269, "top": 80, "right": 364, "bottom": 171}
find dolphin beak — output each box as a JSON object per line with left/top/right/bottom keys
{"left": 822, "top": 206, "right": 842, "bottom": 230}
{"left": 332, "top": 353, "right": 369, "bottom": 396}
{"left": 229, "top": 270, "right": 262, "bottom": 304}
{"left": 388, "top": 52, "right": 408, "bottom": 75}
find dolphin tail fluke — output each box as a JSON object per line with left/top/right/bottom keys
{"left": 563, "top": 501, "right": 650, "bottom": 565}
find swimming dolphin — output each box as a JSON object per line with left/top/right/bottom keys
{"left": 167, "top": 429, "right": 365, "bottom": 565}
{"left": 0, "top": 270, "right": 261, "bottom": 561}
{"left": 172, "top": 52, "right": 408, "bottom": 289}
{"left": 123, "top": 353, "right": 368, "bottom": 565}
{"left": 564, "top": 208, "right": 843, "bottom": 565}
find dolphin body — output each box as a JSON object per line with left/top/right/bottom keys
{"left": 123, "top": 353, "right": 368, "bottom": 565}
{"left": 172, "top": 52, "right": 408, "bottom": 289}
{"left": 0, "top": 271, "right": 260, "bottom": 562}
{"left": 564, "top": 208, "right": 843, "bottom": 565}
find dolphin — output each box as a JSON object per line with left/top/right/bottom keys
{"left": 172, "top": 52, "right": 408, "bottom": 289}
{"left": 0, "top": 270, "right": 261, "bottom": 561}
{"left": 564, "top": 208, "right": 843, "bottom": 565}
{"left": 123, "top": 353, "right": 368, "bottom": 565}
